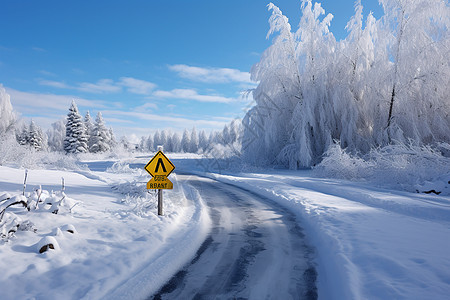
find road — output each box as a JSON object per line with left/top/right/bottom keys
{"left": 151, "top": 174, "right": 317, "bottom": 300}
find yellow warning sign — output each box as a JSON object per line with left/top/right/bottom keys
{"left": 144, "top": 151, "right": 175, "bottom": 177}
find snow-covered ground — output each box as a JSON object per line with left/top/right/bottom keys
{"left": 0, "top": 154, "right": 210, "bottom": 299}
{"left": 201, "top": 170, "right": 450, "bottom": 300}
{"left": 1, "top": 153, "right": 449, "bottom": 299}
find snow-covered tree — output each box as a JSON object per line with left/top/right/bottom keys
{"left": 84, "top": 111, "right": 95, "bottom": 150}
{"left": 377, "top": 0, "right": 450, "bottom": 144}
{"left": 181, "top": 129, "right": 190, "bottom": 153}
{"left": 0, "top": 85, "right": 16, "bottom": 136}
{"left": 153, "top": 131, "right": 161, "bottom": 150}
{"left": 171, "top": 132, "right": 181, "bottom": 153}
{"left": 242, "top": 2, "right": 304, "bottom": 167}
{"left": 90, "top": 112, "right": 110, "bottom": 153}
{"left": 64, "top": 101, "right": 89, "bottom": 154}
{"left": 16, "top": 124, "right": 29, "bottom": 146}
{"left": 160, "top": 130, "right": 168, "bottom": 150}
{"left": 190, "top": 127, "right": 199, "bottom": 153}
{"left": 107, "top": 127, "right": 117, "bottom": 150}
{"left": 27, "top": 120, "right": 46, "bottom": 151}
{"left": 198, "top": 130, "right": 209, "bottom": 151}
{"left": 120, "top": 136, "right": 130, "bottom": 151}
{"left": 138, "top": 136, "right": 147, "bottom": 152}
{"left": 146, "top": 135, "right": 153, "bottom": 151}
{"left": 47, "top": 119, "right": 66, "bottom": 152}
{"left": 242, "top": 0, "right": 449, "bottom": 169}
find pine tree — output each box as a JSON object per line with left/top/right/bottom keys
{"left": 153, "top": 131, "right": 161, "bottom": 150}
{"left": 28, "top": 120, "right": 46, "bottom": 151}
{"left": 190, "top": 127, "right": 199, "bottom": 153}
{"left": 16, "top": 124, "right": 29, "bottom": 146}
{"left": 146, "top": 135, "right": 153, "bottom": 151}
{"left": 64, "top": 100, "right": 88, "bottom": 154}
{"left": 181, "top": 129, "right": 190, "bottom": 153}
{"left": 108, "top": 127, "right": 116, "bottom": 149}
{"left": 160, "top": 130, "right": 168, "bottom": 150}
{"left": 198, "top": 130, "right": 209, "bottom": 151}
{"left": 90, "top": 112, "right": 110, "bottom": 153}
{"left": 171, "top": 132, "right": 181, "bottom": 152}
{"left": 84, "top": 111, "right": 95, "bottom": 151}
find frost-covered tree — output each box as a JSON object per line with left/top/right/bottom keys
{"left": 377, "top": 0, "right": 450, "bottom": 144}
{"left": 120, "top": 136, "right": 130, "bottom": 151}
{"left": 16, "top": 124, "right": 29, "bottom": 146}
{"left": 0, "top": 85, "right": 16, "bottom": 136}
{"left": 108, "top": 127, "right": 117, "bottom": 150}
{"left": 90, "top": 112, "right": 110, "bottom": 153}
{"left": 242, "top": 0, "right": 449, "bottom": 169}
{"left": 229, "top": 119, "right": 241, "bottom": 144}
{"left": 190, "top": 127, "right": 199, "bottom": 153}
{"left": 64, "top": 101, "right": 88, "bottom": 154}
{"left": 47, "top": 119, "right": 66, "bottom": 152}
{"left": 242, "top": 2, "right": 305, "bottom": 167}
{"left": 160, "top": 130, "right": 168, "bottom": 150}
{"left": 138, "top": 136, "right": 147, "bottom": 152}
{"left": 181, "top": 129, "right": 190, "bottom": 153}
{"left": 84, "top": 111, "right": 95, "bottom": 150}
{"left": 198, "top": 130, "right": 209, "bottom": 151}
{"left": 171, "top": 132, "right": 181, "bottom": 153}
{"left": 146, "top": 135, "right": 154, "bottom": 151}
{"left": 153, "top": 131, "right": 161, "bottom": 150}
{"left": 27, "top": 120, "right": 46, "bottom": 151}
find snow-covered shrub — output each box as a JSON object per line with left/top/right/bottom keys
{"left": 0, "top": 136, "right": 83, "bottom": 170}
{"left": 107, "top": 161, "right": 140, "bottom": 174}
{"left": 36, "top": 236, "right": 60, "bottom": 253}
{"left": 312, "top": 142, "right": 373, "bottom": 180}
{"left": 314, "top": 142, "right": 450, "bottom": 194}
{"left": 61, "top": 224, "right": 77, "bottom": 234}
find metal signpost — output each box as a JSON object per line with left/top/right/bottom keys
{"left": 144, "top": 150, "right": 175, "bottom": 216}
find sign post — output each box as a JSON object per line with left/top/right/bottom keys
{"left": 158, "top": 189, "right": 163, "bottom": 216}
{"left": 144, "top": 150, "right": 175, "bottom": 216}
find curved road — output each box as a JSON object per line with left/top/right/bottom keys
{"left": 151, "top": 174, "right": 317, "bottom": 300}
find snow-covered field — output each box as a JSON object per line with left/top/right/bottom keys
{"left": 0, "top": 154, "right": 210, "bottom": 299}
{"left": 1, "top": 153, "right": 449, "bottom": 299}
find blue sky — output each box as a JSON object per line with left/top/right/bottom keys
{"left": 0, "top": 0, "right": 383, "bottom": 140}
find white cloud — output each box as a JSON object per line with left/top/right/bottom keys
{"left": 39, "top": 79, "right": 71, "bottom": 89}
{"left": 37, "top": 77, "right": 156, "bottom": 95}
{"left": 104, "top": 110, "right": 229, "bottom": 129}
{"left": 119, "top": 77, "right": 156, "bottom": 95}
{"left": 133, "top": 102, "right": 158, "bottom": 112}
{"left": 169, "top": 64, "right": 253, "bottom": 84}
{"left": 78, "top": 79, "right": 122, "bottom": 94}
{"left": 6, "top": 88, "right": 109, "bottom": 115}
{"left": 153, "top": 88, "right": 234, "bottom": 103}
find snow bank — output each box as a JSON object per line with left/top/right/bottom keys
{"left": 314, "top": 143, "right": 450, "bottom": 195}
{"left": 202, "top": 170, "right": 450, "bottom": 300}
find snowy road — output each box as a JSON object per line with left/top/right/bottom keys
{"left": 151, "top": 174, "right": 317, "bottom": 300}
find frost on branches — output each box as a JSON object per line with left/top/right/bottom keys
{"left": 242, "top": 0, "right": 450, "bottom": 169}
{"left": 0, "top": 85, "right": 16, "bottom": 137}
{"left": 90, "top": 112, "right": 112, "bottom": 153}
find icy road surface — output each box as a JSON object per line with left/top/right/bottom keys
{"left": 151, "top": 174, "right": 317, "bottom": 300}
